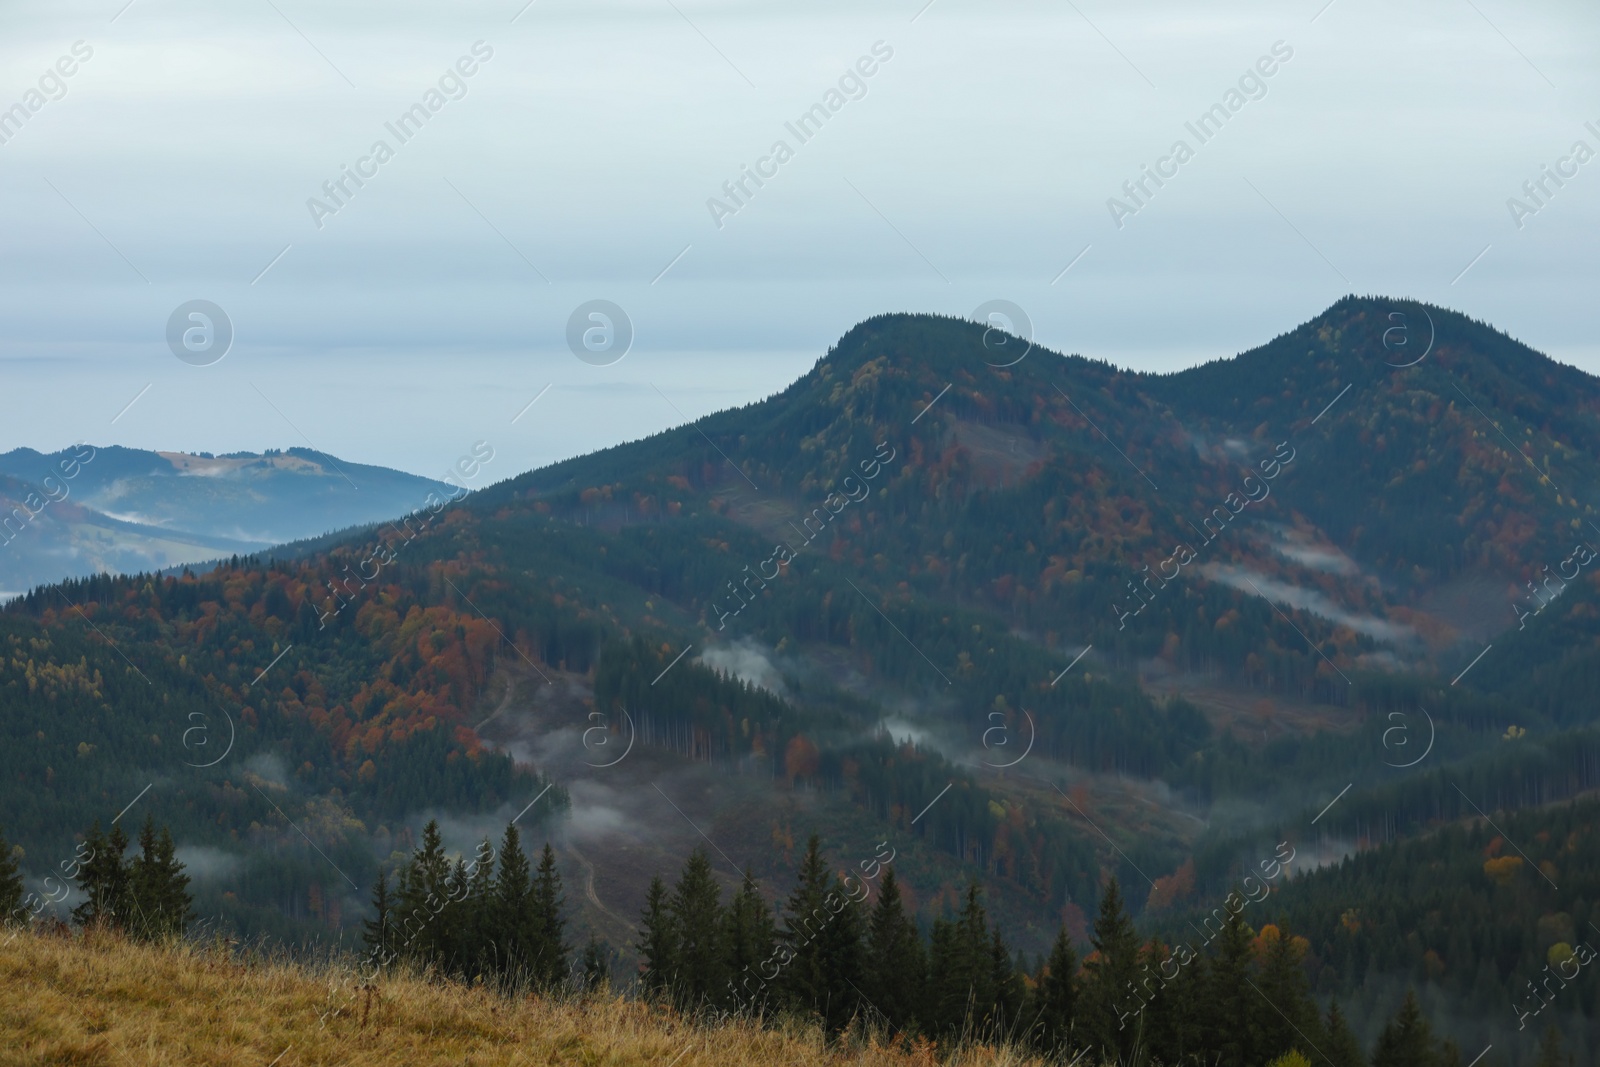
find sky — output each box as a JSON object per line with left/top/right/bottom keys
{"left": 1, "top": 0, "right": 1596, "bottom": 479}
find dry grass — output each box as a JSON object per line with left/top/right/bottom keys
{"left": 0, "top": 926, "right": 1051, "bottom": 1067}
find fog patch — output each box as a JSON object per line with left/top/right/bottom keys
{"left": 1202, "top": 563, "right": 1414, "bottom": 644}
{"left": 175, "top": 845, "right": 243, "bottom": 883}
{"left": 243, "top": 752, "right": 291, "bottom": 790}
{"left": 698, "top": 638, "right": 785, "bottom": 695}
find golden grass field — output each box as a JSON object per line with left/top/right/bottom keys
{"left": 0, "top": 926, "right": 1050, "bottom": 1067}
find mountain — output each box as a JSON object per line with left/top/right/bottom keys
{"left": 0, "top": 446, "right": 454, "bottom": 596}
{"left": 5, "top": 296, "right": 1600, "bottom": 1056}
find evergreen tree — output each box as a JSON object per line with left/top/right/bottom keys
{"left": 440, "top": 857, "right": 471, "bottom": 974}
{"left": 0, "top": 827, "right": 25, "bottom": 925}
{"left": 127, "top": 817, "right": 190, "bottom": 941}
{"left": 1324, "top": 999, "right": 1367, "bottom": 1067}
{"left": 778, "top": 834, "right": 833, "bottom": 1014}
{"left": 863, "top": 869, "right": 925, "bottom": 1034}
{"left": 814, "top": 868, "right": 866, "bottom": 1035}
{"left": 1256, "top": 924, "right": 1322, "bottom": 1063}
{"left": 72, "top": 821, "right": 130, "bottom": 930}
{"left": 1032, "top": 924, "right": 1079, "bottom": 1053}
{"left": 396, "top": 820, "right": 450, "bottom": 962}
{"left": 463, "top": 839, "right": 496, "bottom": 979}
{"left": 668, "top": 848, "right": 725, "bottom": 1010}
{"left": 580, "top": 935, "right": 611, "bottom": 993}
{"left": 990, "top": 925, "right": 1027, "bottom": 1038}
{"left": 722, "top": 867, "right": 777, "bottom": 1014}
{"left": 926, "top": 883, "right": 999, "bottom": 1036}
{"left": 1205, "top": 908, "right": 1264, "bottom": 1067}
{"left": 1372, "top": 990, "right": 1436, "bottom": 1067}
{"left": 361, "top": 869, "right": 395, "bottom": 965}
{"left": 637, "top": 874, "right": 679, "bottom": 998}
{"left": 529, "top": 843, "right": 568, "bottom": 990}
{"left": 492, "top": 823, "right": 532, "bottom": 976}
{"left": 1080, "top": 878, "right": 1144, "bottom": 1062}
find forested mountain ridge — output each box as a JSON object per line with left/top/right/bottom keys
{"left": 5, "top": 297, "right": 1600, "bottom": 1062}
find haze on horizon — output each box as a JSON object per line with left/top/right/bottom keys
{"left": 0, "top": 0, "right": 1596, "bottom": 479}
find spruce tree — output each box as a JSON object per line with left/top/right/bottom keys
{"left": 362, "top": 870, "right": 395, "bottom": 965}
{"left": 0, "top": 827, "right": 25, "bottom": 925}
{"left": 1207, "top": 908, "right": 1263, "bottom": 1067}
{"left": 1080, "top": 878, "right": 1144, "bottom": 1062}
{"left": 1033, "top": 924, "right": 1079, "bottom": 1053}
{"left": 1256, "top": 924, "right": 1322, "bottom": 1063}
{"left": 923, "top": 917, "right": 959, "bottom": 1036}
{"left": 777, "top": 834, "right": 833, "bottom": 1014}
{"left": 668, "top": 848, "right": 726, "bottom": 1010}
{"left": 722, "top": 867, "right": 777, "bottom": 1014}
{"left": 637, "top": 874, "right": 679, "bottom": 999}
{"left": 1372, "top": 990, "right": 1435, "bottom": 1067}
{"left": 463, "top": 839, "right": 496, "bottom": 979}
{"left": 1324, "top": 999, "right": 1367, "bottom": 1067}
{"left": 863, "top": 869, "right": 925, "bottom": 1034}
{"left": 990, "top": 925, "right": 1027, "bottom": 1038}
{"left": 580, "top": 935, "right": 611, "bottom": 993}
{"left": 529, "top": 843, "right": 568, "bottom": 991}
{"left": 397, "top": 820, "right": 450, "bottom": 962}
{"left": 814, "top": 869, "right": 866, "bottom": 1034}
{"left": 72, "top": 821, "right": 131, "bottom": 931}
{"left": 492, "top": 822, "right": 532, "bottom": 976}
{"left": 440, "top": 857, "right": 471, "bottom": 974}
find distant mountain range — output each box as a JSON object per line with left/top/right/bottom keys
{"left": 0, "top": 445, "right": 450, "bottom": 595}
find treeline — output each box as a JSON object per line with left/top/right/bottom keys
{"left": 632, "top": 836, "right": 1476, "bottom": 1066}
{"left": 360, "top": 819, "right": 605, "bottom": 992}
{"left": 1, "top": 817, "right": 192, "bottom": 941}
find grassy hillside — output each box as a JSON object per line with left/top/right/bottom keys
{"left": 0, "top": 926, "right": 1044, "bottom": 1067}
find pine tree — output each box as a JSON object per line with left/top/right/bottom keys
{"left": 637, "top": 874, "right": 679, "bottom": 999}
{"left": 1372, "top": 990, "right": 1436, "bottom": 1067}
{"left": 0, "top": 827, "right": 25, "bottom": 925}
{"left": 1080, "top": 878, "right": 1144, "bottom": 1062}
{"left": 722, "top": 867, "right": 777, "bottom": 1014}
{"left": 1033, "top": 924, "right": 1079, "bottom": 1053}
{"left": 528, "top": 843, "right": 568, "bottom": 991}
{"left": 863, "top": 869, "right": 925, "bottom": 1034}
{"left": 361, "top": 870, "right": 395, "bottom": 965}
{"left": 668, "top": 848, "right": 726, "bottom": 1010}
{"left": 72, "top": 821, "right": 130, "bottom": 931}
{"left": 1324, "top": 999, "right": 1367, "bottom": 1067}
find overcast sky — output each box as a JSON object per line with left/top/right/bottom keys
{"left": 1, "top": 0, "right": 1596, "bottom": 479}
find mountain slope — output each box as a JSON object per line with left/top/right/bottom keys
{"left": 5, "top": 298, "right": 1600, "bottom": 1040}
